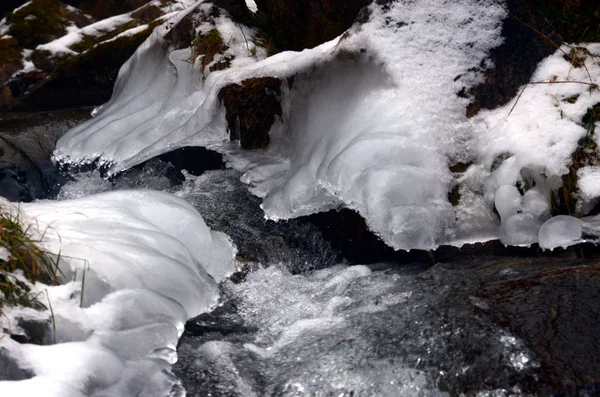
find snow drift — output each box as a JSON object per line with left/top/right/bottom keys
{"left": 0, "top": 190, "right": 236, "bottom": 396}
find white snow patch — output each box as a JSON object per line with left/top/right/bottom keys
{"left": 12, "top": 1, "right": 32, "bottom": 14}
{"left": 0, "top": 18, "right": 11, "bottom": 36}
{"left": 100, "top": 24, "right": 149, "bottom": 45}
{"left": 245, "top": 0, "right": 258, "bottom": 13}
{"left": 0, "top": 190, "right": 236, "bottom": 396}
{"left": 37, "top": 13, "right": 135, "bottom": 55}
{"left": 11, "top": 49, "right": 37, "bottom": 77}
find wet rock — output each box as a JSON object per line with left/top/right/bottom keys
{"left": 183, "top": 300, "right": 253, "bottom": 338}
{"left": 479, "top": 258, "right": 600, "bottom": 395}
{"left": 0, "top": 108, "right": 91, "bottom": 200}
{"left": 219, "top": 77, "right": 282, "bottom": 150}
{"left": 253, "top": 0, "right": 371, "bottom": 51}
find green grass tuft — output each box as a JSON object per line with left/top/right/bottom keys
{"left": 189, "top": 28, "right": 226, "bottom": 72}
{"left": 0, "top": 209, "right": 60, "bottom": 313}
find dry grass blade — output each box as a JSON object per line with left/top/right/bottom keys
{"left": 508, "top": 80, "right": 599, "bottom": 117}
{"left": 0, "top": 209, "right": 60, "bottom": 311}
{"left": 188, "top": 28, "right": 226, "bottom": 72}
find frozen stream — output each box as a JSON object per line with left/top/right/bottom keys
{"left": 56, "top": 162, "right": 548, "bottom": 396}
{"left": 2, "top": 104, "right": 598, "bottom": 396}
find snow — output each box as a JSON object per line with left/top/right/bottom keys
{"left": 0, "top": 190, "right": 236, "bottom": 396}
{"left": 12, "top": 1, "right": 32, "bottom": 14}
{"left": 578, "top": 166, "right": 600, "bottom": 213}
{"left": 0, "top": 246, "right": 10, "bottom": 261}
{"left": 11, "top": 49, "right": 37, "bottom": 77}
{"left": 245, "top": 0, "right": 258, "bottom": 13}
{"left": 37, "top": 14, "right": 135, "bottom": 55}
{"left": 52, "top": 1, "right": 600, "bottom": 251}
{"left": 100, "top": 24, "right": 149, "bottom": 45}
{"left": 0, "top": 18, "right": 11, "bottom": 36}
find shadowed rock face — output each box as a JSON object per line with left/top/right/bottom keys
{"left": 0, "top": 0, "right": 26, "bottom": 17}
{"left": 527, "top": 0, "right": 600, "bottom": 42}
{"left": 253, "top": 0, "right": 371, "bottom": 50}
{"left": 465, "top": 0, "right": 562, "bottom": 117}
{"left": 0, "top": 108, "right": 91, "bottom": 201}
{"left": 219, "top": 77, "right": 282, "bottom": 150}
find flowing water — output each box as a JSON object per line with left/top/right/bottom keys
{"left": 0, "top": 113, "right": 593, "bottom": 396}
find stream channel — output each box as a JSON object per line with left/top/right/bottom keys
{"left": 1, "top": 110, "right": 599, "bottom": 396}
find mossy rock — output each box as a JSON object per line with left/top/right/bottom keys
{"left": 68, "top": 19, "right": 142, "bottom": 53}
{"left": 0, "top": 37, "right": 23, "bottom": 83}
{"left": 6, "top": 0, "right": 71, "bottom": 48}
{"left": 218, "top": 77, "right": 282, "bottom": 149}
{"left": 10, "top": 27, "right": 152, "bottom": 110}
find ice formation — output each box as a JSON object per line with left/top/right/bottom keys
{"left": 54, "top": 0, "right": 600, "bottom": 251}
{"left": 0, "top": 190, "right": 236, "bottom": 396}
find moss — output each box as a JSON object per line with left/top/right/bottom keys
{"left": 190, "top": 28, "right": 226, "bottom": 72}
{"left": 7, "top": 0, "right": 70, "bottom": 48}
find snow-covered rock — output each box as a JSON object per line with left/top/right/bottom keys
{"left": 0, "top": 189, "right": 236, "bottom": 396}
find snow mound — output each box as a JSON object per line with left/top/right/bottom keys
{"left": 0, "top": 189, "right": 236, "bottom": 396}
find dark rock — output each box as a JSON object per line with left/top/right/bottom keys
{"left": 219, "top": 77, "right": 282, "bottom": 150}
{"left": 466, "top": 0, "right": 562, "bottom": 116}
{"left": 528, "top": 0, "right": 600, "bottom": 42}
{"left": 478, "top": 258, "right": 600, "bottom": 395}
{"left": 0, "top": 108, "right": 91, "bottom": 200}
{"left": 156, "top": 146, "right": 225, "bottom": 176}
{"left": 163, "top": 9, "right": 196, "bottom": 50}
{"left": 211, "top": 0, "right": 251, "bottom": 24}
{"left": 183, "top": 300, "right": 253, "bottom": 338}
{"left": 9, "top": 29, "right": 152, "bottom": 111}
{"left": 7, "top": 71, "right": 48, "bottom": 99}
{"left": 0, "top": 1, "right": 27, "bottom": 18}
{"left": 253, "top": 0, "right": 371, "bottom": 51}
{"left": 10, "top": 317, "right": 52, "bottom": 345}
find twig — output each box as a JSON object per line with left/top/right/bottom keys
{"left": 237, "top": 23, "right": 250, "bottom": 51}
{"left": 493, "top": 0, "right": 595, "bottom": 85}
{"left": 508, "top": 80, "right": 599, "bottom": 117}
